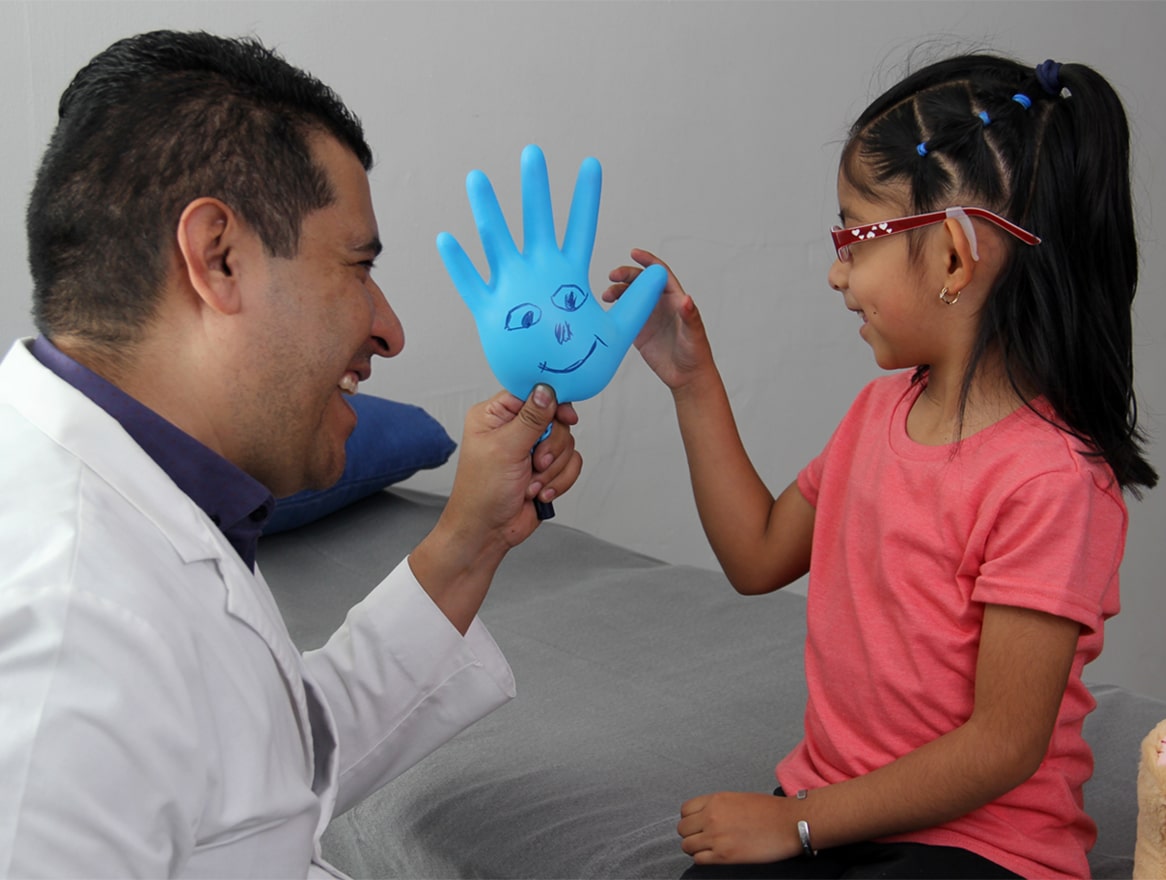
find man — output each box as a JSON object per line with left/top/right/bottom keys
{"left": 0, "top": 30, "right": 582, "bottom": 877}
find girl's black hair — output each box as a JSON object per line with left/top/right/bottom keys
{"left": 842, "top": 53, "right": 1156, "bottom": 496}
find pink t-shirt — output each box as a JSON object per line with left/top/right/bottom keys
{"left": 778, "top": 372, "right": 1126, "bottom": 878}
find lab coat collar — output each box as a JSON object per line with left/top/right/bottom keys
{"left": 29, "top": 334, "right": 274, "bottom": 570}
{"left": 3, "top": 339, "right": 230, "bottom": 567}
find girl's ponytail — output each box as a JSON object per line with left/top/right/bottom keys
{"left": 1008, "top": 61, "right": 1155, "bottom": 494}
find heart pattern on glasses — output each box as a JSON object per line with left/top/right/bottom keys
{"left": 853, "top": 222, "right": 892, "bottom": 241}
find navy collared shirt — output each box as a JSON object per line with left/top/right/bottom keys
{"left": 31, "top": 336, "right": 274, "bottom": 571}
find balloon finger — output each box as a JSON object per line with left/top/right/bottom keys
{"left": 520, "top": 144, "right": 557, "bottom": 252}
{"left": 466, "top": 169, "right": 518, "bottom": 281}
{"left": 436, "top": 232, "right": 487, "bottom": 303}
{"left": 563, "top": 156, "right": 601, "bottom": 266}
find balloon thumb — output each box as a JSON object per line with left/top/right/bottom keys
{"left": 611, "top": 263, "right": 668, "bottom": 344}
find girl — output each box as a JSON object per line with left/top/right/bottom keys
{"left": 605, "top": 55, "right": 1158, "bottom": 878}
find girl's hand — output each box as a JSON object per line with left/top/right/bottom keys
{"left": 678, "top": 791, "right": 802, "bottom": 865}
{"left": 602, "top": 248, "right": 713, "bottom": 391}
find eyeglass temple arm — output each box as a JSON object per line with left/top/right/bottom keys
{"left": 951, "top": 207, "right": 1042, "bottom": 251}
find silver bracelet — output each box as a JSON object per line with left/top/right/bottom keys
{"left": 795, "top": 790, "right": 817, "bottom": 857}
{"left": 797, "top": 820, "right": 817, "bottom": 857}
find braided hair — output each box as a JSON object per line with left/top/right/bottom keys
{"left": 841, "top": 54, "right": 1156, "bottom": 496}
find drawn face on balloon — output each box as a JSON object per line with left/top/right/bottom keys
{"left": 437, "top": 145, "right": 666, "bottom": 402}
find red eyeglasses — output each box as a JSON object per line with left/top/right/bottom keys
{"left": 830, "top": 206, "right": 1041, "bottom": 263}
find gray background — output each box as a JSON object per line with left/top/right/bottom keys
{"left": 2, "top": 1, "right": 1162, "bottom": 700}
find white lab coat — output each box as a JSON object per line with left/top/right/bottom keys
{"left": 0, "top": 339, "right": 515, "bottom": 878}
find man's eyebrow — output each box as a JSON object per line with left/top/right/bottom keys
{"left": 353, "top": 238, "right": 383, "bottom": 258}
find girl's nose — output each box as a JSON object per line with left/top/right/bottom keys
{"left": 827, "top": 257, "right": 848, "bottom": 293}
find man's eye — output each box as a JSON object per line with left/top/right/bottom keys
{"left": 505, "top": 303, "right": 542, "bottom": 330}
{"left": 551, "top": 284, "right": 588, "bottom": 312}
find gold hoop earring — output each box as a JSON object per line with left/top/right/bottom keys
{"left": 939, "top": 286, "right": 960, "bottom": 305}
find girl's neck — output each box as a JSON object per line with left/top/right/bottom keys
{"left": 907, "top": 359, "right": 1029, "bottom": 446}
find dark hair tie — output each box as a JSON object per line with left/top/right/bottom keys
{"left": 1035, "top": 59, "right": 1063, "bottom": 95}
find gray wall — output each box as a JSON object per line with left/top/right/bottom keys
{"left": 2, "top": 1, "right": 1163, "bottom": 700}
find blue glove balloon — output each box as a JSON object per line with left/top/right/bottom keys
{"left": 437, "top": 144, "right": 667, "bottom": 403}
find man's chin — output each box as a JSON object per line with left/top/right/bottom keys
{"left": 277, "top": 397, "right": 355, "bottom": 496}
{"left": 288, "top": 455, "right": 346, "bottom": 498}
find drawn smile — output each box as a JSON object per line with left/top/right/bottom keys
{"left": 538, "top": 336, "right": 608, "bottom": 374}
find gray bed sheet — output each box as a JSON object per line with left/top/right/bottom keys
{"left": 260, "top": 488, "right": 1164, "bottom": 879}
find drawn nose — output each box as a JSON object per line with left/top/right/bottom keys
{"left": 554, "top": 322, "right": 573, "bottom": 345}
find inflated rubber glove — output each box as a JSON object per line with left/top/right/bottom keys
{"left": 437, "top": 144, "right": 667, "bottom": 403}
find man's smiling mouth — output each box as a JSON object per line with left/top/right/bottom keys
{"left": 538, "top": 336, "right": 608, "bottom": 374}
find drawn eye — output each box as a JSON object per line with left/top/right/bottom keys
{"left": 505, "top": 303, "right": 542, "bottom": 331}
{"left": 551, "top": 284, "right": 588, "bottom": 312}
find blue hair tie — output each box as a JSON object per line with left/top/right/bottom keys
{"left": 1035, "top": 59, "right": 1063, "bottom": 96}
{"left": 977, "top": 110, "right": 991, "bottom": 126}
{"left": 916, "top": 142, "right": 929, "bottom": 157}
{"left": 1012, "top": 93, "right": 1033, "bottom": 109}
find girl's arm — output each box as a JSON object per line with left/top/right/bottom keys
{"left": 677, "top": 602, "right": 1081, "bottom": 863}
{"left": 605, "top": 249, "right": 814, "bottom": 594}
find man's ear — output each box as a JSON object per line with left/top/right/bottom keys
{"left": 175, "top": 198, "right": 248, "bottom": 315}
{"left": 940, "top": 216, "right": 978, "bottom": 294}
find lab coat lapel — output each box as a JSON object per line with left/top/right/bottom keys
{"left": 213, "top": 544, "right": 340, "bottom": 814}
{"left": 218, "top": 554, "right": 316, "bottom": 764}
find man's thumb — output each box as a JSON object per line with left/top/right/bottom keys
{"left": 519, "top": 383, "right": 557, "bottom": 435}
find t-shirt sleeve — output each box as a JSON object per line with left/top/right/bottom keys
{"left": 797, "top": 381, "right": 883, "bottom": 510}
{"left": 973, "top": 468, "right": 1126, "bottom": 635}
{"left": 797, "top": 448, "right": 825, "bottom": 510}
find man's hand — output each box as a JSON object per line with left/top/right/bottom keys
{"left": 409, "top": 383, "right": 581, "bottom": 633}
{"left": 449, "top": 383, "right": 580, "bottom": 547}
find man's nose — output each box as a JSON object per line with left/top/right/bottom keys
{"left": 370, "top": 279, "right": 404, "bottom": 357}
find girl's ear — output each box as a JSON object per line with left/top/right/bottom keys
{"left": 940, "top": 216, "right": 979, "bottom": 294}
{"left": 175, "top": 198, "right": 247, "bottom": 315}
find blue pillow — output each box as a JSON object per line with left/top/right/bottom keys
{"left": 263, "top": 393, "right": 456, "bottom": 534}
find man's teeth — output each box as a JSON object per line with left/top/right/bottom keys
{"left": 339, "top": 373, "right": 359, "bottom": 394}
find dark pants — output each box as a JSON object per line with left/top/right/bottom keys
{"left": 679, "top": 789, "right": 1021, "bottom": 880}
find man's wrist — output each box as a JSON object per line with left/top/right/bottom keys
{"left": 409, "top": 519, "right": 508, "bottom": 635}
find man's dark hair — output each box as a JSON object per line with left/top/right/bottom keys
{"left": 27, "top": 30, "right": 373, "bottom": 346}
